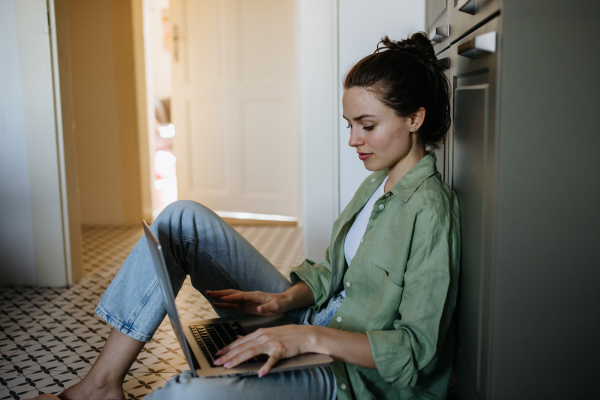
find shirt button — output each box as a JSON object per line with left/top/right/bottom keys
{"left": 336, "top": 316, "right": 342, "bottom": 322}
{"left": 360, "top": 237, "right": 364, "bottom": 244}
{"left": 371, "top": 178, "right": 376, "bottom": 182}
{"left": 346, "top": 281, "right": 351, "bottom": 287}
{"left": 341, "top": 384, "right": 348, "bottom": 390}
{"left": 379, "top": 204, "right": 385, "bottom": 210}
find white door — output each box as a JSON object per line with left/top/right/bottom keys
{"left": 171, "top": 0, "right": 298, "bottom": 217}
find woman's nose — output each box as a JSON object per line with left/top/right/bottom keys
{"left": 348, "top": 130, "right": 364, "bottom": 148}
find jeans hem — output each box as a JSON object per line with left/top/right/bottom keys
{"left": 95, "top": 305, "right": 153, "bottom": 342}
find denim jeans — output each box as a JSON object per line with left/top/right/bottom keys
{"left": 95, "top": 200, "right": 337, "bottom": 400}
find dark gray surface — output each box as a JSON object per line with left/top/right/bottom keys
{"left": 454, "top": 86, "right": 487, "bottom": 396}
{"left": 492, "top": 1, "right": 600, "bottom": 398}
{"left": 450, "top": 17, "right": 500, "bottom": 400}
{"left": 434, "top": 0, "right": 600, "bottom": 398}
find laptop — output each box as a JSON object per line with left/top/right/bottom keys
{"left": 142, "top": 221, "right": 333, "bottom": 378}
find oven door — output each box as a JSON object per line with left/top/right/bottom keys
{"left": 449, "top": 15, "right": 500, "bottom": 400}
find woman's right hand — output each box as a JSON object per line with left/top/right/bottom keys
{"left": 205, "top": 289, "right": 289, "bottom": 316}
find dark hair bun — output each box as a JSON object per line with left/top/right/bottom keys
{"left": 376, "top": 33, "right": 436, "bottom": 63}
{"left": 408, "top": 32, "right": 436, "bottom": 60}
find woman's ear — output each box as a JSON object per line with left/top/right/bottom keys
{"left": 410, "top": 107, "right": 426, "bottom": 132}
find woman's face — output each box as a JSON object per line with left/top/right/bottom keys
{"left": 342, "top": 86, "right": 422, "bottom": 173}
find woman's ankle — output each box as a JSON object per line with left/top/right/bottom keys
{"left": 59, "top": 376, "right": 125, "bottom": 400}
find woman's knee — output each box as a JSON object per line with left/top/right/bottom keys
{"left": 153, "top": 200, "right": 225, "bottom": 242}
{"left": 157, "top": 200, "right": 213, "bottom": 223}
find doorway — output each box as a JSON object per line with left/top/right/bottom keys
{"left": 144, "top": 0, "right": 177, "bottom": 219}
{"left": 142, "top": 0, "right": 299, "bottom": 223}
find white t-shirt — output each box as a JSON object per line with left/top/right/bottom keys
{"left": 340, "top": 176, "right": 389, "bottom": 297}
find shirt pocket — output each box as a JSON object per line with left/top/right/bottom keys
{"left": 366, "top": 263, "right": 404, "bottom": 330}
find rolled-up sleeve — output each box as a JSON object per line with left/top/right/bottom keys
{"left": 290, "top": 248, "right": 333, "bottom": 311}
{"left": 366, "top": 199, "right": 453, "bottom": 388}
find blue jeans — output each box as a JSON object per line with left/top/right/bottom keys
{"left": 95, "top": 200, "right": 337, "bottom": 400}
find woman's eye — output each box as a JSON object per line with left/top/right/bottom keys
{"left": 364, "top": 125, "right": 375, "bottom": 131}
{"left": 346, "top": 125, "right": 351, "bottom": 129}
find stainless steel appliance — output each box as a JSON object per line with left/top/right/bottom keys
{"left": 426, "top": 1, "right": 600, "bottom": 399}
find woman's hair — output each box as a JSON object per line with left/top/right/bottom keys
{"left": 344, "top": 33, "right": 451, "bottom": 150}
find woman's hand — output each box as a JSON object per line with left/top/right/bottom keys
{"left": 213, "top": 323, "right": 376, "bottom": 377}
{"left": 206, "top": 289, "right": 289, "bottom": 316}
{"left": 213, "top": 325, "right": 316, "bottom": 377}
{"left": 206, "top": 282, "right": 315, "bottom": 317}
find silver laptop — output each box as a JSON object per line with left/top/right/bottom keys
{"left": 142, "top": 221, "right": 333, "bottom": 378}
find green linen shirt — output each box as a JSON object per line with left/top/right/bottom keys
{"left": 290, "top": 153, "right": 460, "bottom": 400}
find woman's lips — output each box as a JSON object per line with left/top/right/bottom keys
{"left": 358, "top": 153, "right": 372, "bottom": 161}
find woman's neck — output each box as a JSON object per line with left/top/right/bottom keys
{"left": 384, "top": 136, "right": 425, "bottom": 192}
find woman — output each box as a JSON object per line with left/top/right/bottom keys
{"left": 34, "top": 32, "right": 459, "bottom": 400}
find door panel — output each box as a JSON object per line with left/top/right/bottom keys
{"left": 240, "top": 0, "right": 277, "bottom": 81}
{"left": 172, "top": 0, "right": 298, "bottom": 216}
{"left": 454, "top": 84, "right": 488, "bottom": 393}
{"left": 188, "top": 101, "right": 227, "bottom": 191}
{"left": 241, "top": 100, "right": 285, "bottom": 197}
{"left": 185, "top": 0, "right": 223, "bottom": 83}
{"left": 451, "top": 17, "right": 499, "bottom": 400}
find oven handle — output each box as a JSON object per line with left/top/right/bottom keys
{"left": 457, "top": 0, "right": 477, "bottom": 15}
{"left": 429, "top": 24, "right": 450, "bottom": 42}
{"left": 458, "top": 31, "right": 496, "bottom": 59}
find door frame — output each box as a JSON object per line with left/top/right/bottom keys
{"left": 131, "top": 0, "right": 340, "bottom": 260}
{"left": 132, "top": 0, "right": 155, "bottom": 223}
{"left": 1, "top": 0, "right": 81, "bottom": 286}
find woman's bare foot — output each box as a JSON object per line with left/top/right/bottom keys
{"left": 26, "top": 375, "right": 125, "bottom": 400}
{"left": 56, "top": 375, "right": 125, "bottom": 400}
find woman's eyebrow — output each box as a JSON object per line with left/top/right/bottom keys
{"left": 343, "top": 114, "right": 376, "bottom": 121}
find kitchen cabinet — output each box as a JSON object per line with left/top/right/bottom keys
{"left": 426, "top": 1, "right": 600, "bottom": 399}
{"left": 426, "top": 0, "right": 448, "bottom": 34}
{"left": 450, "top": 18, "right": 499, "bottom": 400}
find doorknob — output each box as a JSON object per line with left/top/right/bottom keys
{"left": 173, "top": 25, "right": 179, "bottom": 63}
{"left": 458, "top": 31, "right": 496, "bottom": 59}
{"left": 456, "top": 0, "right": 477, "bottom": 15}
{"left": 429, "top": 24, "right": 450, "bottom": 42}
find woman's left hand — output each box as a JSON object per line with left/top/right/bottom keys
{"left": 213, "top": 325, "right": 315, "bottom": 377}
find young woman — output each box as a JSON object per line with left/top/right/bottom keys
{"left": 33, "top": 32, "right": 459, "bottom": 400}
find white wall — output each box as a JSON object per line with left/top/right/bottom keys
{"left": 0, "top": 0, "right": 37, "bottom": 286}
{"left": 298, "top": 0, "right": 425, "bottom": 260}
{"left": 297, "top": 0, "right": 339, "bottom": 261}
{"left": 338, "top": 0, "right": 425, "bottom": 209}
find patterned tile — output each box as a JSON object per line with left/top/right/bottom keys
{"left": 0, "top": 388, "right": 15, "bottom": 400}
{"left": 0, "top": 224, "right": 304, "bottom": 398}
{"left": 0, "top": 332, "right": 34, "bottom": 369}
{"left": 123, "top": 371, "right": 177, "bottom": 399}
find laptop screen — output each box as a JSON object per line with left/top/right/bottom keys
{"left": 142, "top": 221, "right": 198, "bottom": 376}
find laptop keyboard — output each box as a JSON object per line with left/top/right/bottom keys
{"left": 189, "top": 322, "right": 268, "bottom": 368}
